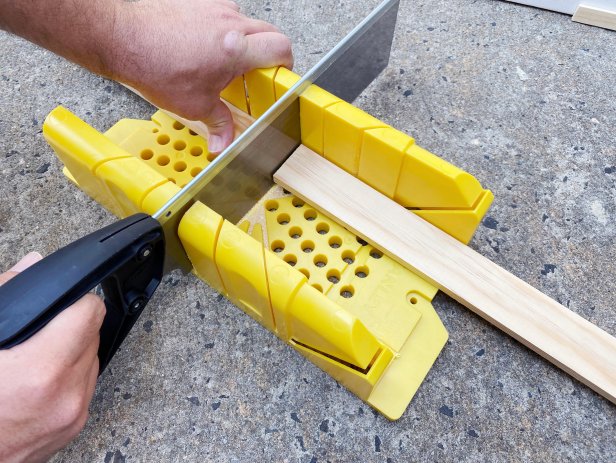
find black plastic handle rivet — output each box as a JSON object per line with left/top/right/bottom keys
{"left": 128, "top": 296, "right": 147, "bottom": 314}
{"left": 138, "top": 244, "right": 153, "bottom": 260}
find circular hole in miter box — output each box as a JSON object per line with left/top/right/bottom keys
{"left": 340, "top": 285, "right": 355, "bottom": 298}
{"left": 316, "top": 222, "right": 330, "bottom": 235}
{"left": 190, "top": 167, "right": 202, "bottom": 177}
{"left": 152, "top": 127, "right": 159, "bottom": 133}
{"left": 355, "top": 266, "right": 369, "bottom": 278}
{"left": 301, "top": 240, "right": 315, "bottom": 253}
{"left": 265, "top": 200, "right": 279, "bottom": 212}
{"left": 370, "top": 249, "right": 383, "bottom": 259}
{"left": 304, "top": 209, "right": 317, "bottom": 221}
{"left": 174, "top": 140, "right": 187, "bottom": 151}
{"left": 289, "top": 226, "right": 302, "bottom": 239}
{"left": 299, "top": 268, "right": 310, "bottom": 279}
{"left": 284, "top": 254, "right": 297, "bottom": 266}
{"left": 270, "top": 240, "right": 285, "bottom": 253}
{"left": 313, "top": 254, "right": 328, "bottom": 268}
{"left": 157, "top": 155, "right": 170, "bottom": 166}
{"left": 312, "top": 284, "right": 323, "bottom": 292}
{"left": 140, "top": 149, "right": 154, "bottom": 160}
{"left": 173, "top": 121, "right": 185, "bottom": 130}
{"left": 174, "top": 161, "right": 187, "bottom": 172}
{"left": 207, "top": 152, "right": 217, "bottom": 162}
{"left": 190, "top": 146, "right": 203, "bottom": 157}
{"left": 157, "top": 134, "right": 170, "bottom": 145}
{"left": 277, "top": 213, "right": 290, "bottom": 225}
{"left": 357, "top": 237, "right": 368, "bottom": 246}
{"left": 327, "top": 269, "right": 341, "bottom": 284}
{"left": 329, "top": 236, "right": 342, "bottom": 249}
{"left": 292, "top": 197, "right": 305, "bottom": 208}
{"left": 341, "top": 250, "right": 355, "bottom": 265}
{"left": 189, "top": 129, "right": 198, "bottom": 136}
{"left": 407, "top": 292, "right": 420, "bottom": 305}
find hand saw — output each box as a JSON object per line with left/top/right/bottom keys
{"left": 0, "top": 0, "right": 400, "bottom": 371}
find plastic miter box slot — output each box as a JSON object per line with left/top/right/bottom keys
{"left": 42, "top": 67, "right": 493, "bottom": 420}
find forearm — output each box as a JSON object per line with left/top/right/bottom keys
{"left": 0, "top": 0, "right": 131, "bottom": 79}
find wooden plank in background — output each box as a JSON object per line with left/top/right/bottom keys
{"left": 275, "top": 145, "right": 616, "bottom": 404}
{"left": 573, "top": 4, "right": 616, "bottom": 30}
{"left": 504, "top": 0, "right": 616, "bottom": 31}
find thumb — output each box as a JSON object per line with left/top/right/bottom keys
{"left": 203, "top": 98, "right": 235, "bottom": 155}
{"left": 240, "top": 32, "right": 294, "bottom": 71}
{"left": 0, "top": 252, "right": 43, "bottom": 286}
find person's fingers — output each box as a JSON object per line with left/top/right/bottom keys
{"left": 84, "top": 355, "right": 100, "bottom": 401}
{"left": 202, "top": 99, "right": 235, "bottom": 154}
{"left": 72, "top": 325, "right": 101, "bottom": 375}
{"left": 9, "top": 252, "right": 42, "bottom": 272}
{"left": 56, "top": 353, "right": 99, "bottom": 444}
{"left": 20, "top": 294, "right": 106, "bottom": 367}
{"left": 75, "top": 350, "right": 100, "bottom": 422}
{"left": 239, "top": 32, "right": 294, "bottom": 71}
{"left": 220, "top": 0, "right": 240, "bottom": 12}
{"left": 0, "top": 270, "right": 18, "bottom": 286}
{"left": 240, "top": 18, "right": 281, "bottom": 35}
{"left": 66, "top": 356, "right": 99, "bottom": 438}
{"left": 0, "top": 252, "right": 43, "bottom": 286}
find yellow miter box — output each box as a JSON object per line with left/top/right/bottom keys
{"left": 42, "top": 68, "right": 492, "bottom": 420}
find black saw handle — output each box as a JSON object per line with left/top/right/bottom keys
{"left": 0, "top": 213, "right": 165, "bottom": 372}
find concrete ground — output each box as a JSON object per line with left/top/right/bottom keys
{"left": 1, "top": 0, "right": 615, "bottom": 461}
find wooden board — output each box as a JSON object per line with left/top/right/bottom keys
{"left": 503, "top": 0, "right": 616, "bottom": 31}
{"left": 275, "top": 145, "right": 616, "bottom": 404}
{"left": 504, "top": 0, "right": 580, "bottom": 14}
{"left": 572, "top": 4, "right": 616, "bottom": 30}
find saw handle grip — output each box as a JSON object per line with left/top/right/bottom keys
{"left": 0, "top": 213, "right": 165, "bottom": 372}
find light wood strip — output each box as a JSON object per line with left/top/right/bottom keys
{"left": 275, "top": 145, "right": 616, "bottom": 404}
{"left": 573, "top": 4, "right": 616, "bottom": 31}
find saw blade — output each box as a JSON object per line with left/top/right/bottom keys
{"left": 153, "top": 0, "right": 400, "bottom": 272}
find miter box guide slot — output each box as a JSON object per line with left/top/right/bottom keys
{"left": 43, "top": 66, "right": 493, "bottom": 420}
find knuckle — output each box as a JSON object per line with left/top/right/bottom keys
{"left": 277, "top": 36, "right": 293, "bottom": 58}
{"left": 70, "top": 408, "right": 90, "bottom": 436}
{"left": 80, "top": 294, "right": 106, "bottom": 323}
{"left": 26, "top": 367, "right": 61, "bottom": 402}
{"left": 178, "top": 106, "right": 208, "bottom": 122}
{"left": 177, "top": 99, "right": 217, "bottom": 122}
{"left": 219, "top": 9, "right": 240, "bottom": 22}
{"left": 58, "top": 393, "right": 88, "bottom": 430}
{"left": 222, "top": 30, "right": 245, "bottom": 59}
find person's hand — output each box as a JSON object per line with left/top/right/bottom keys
{"left": 0, "top": 253, "right": 106, "bottom": 463}
{"left": 113, "top": 0, "right": 294, "bottom": 153}
{"left": 1, "top": 0, "right": 292, "bottom": 153}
